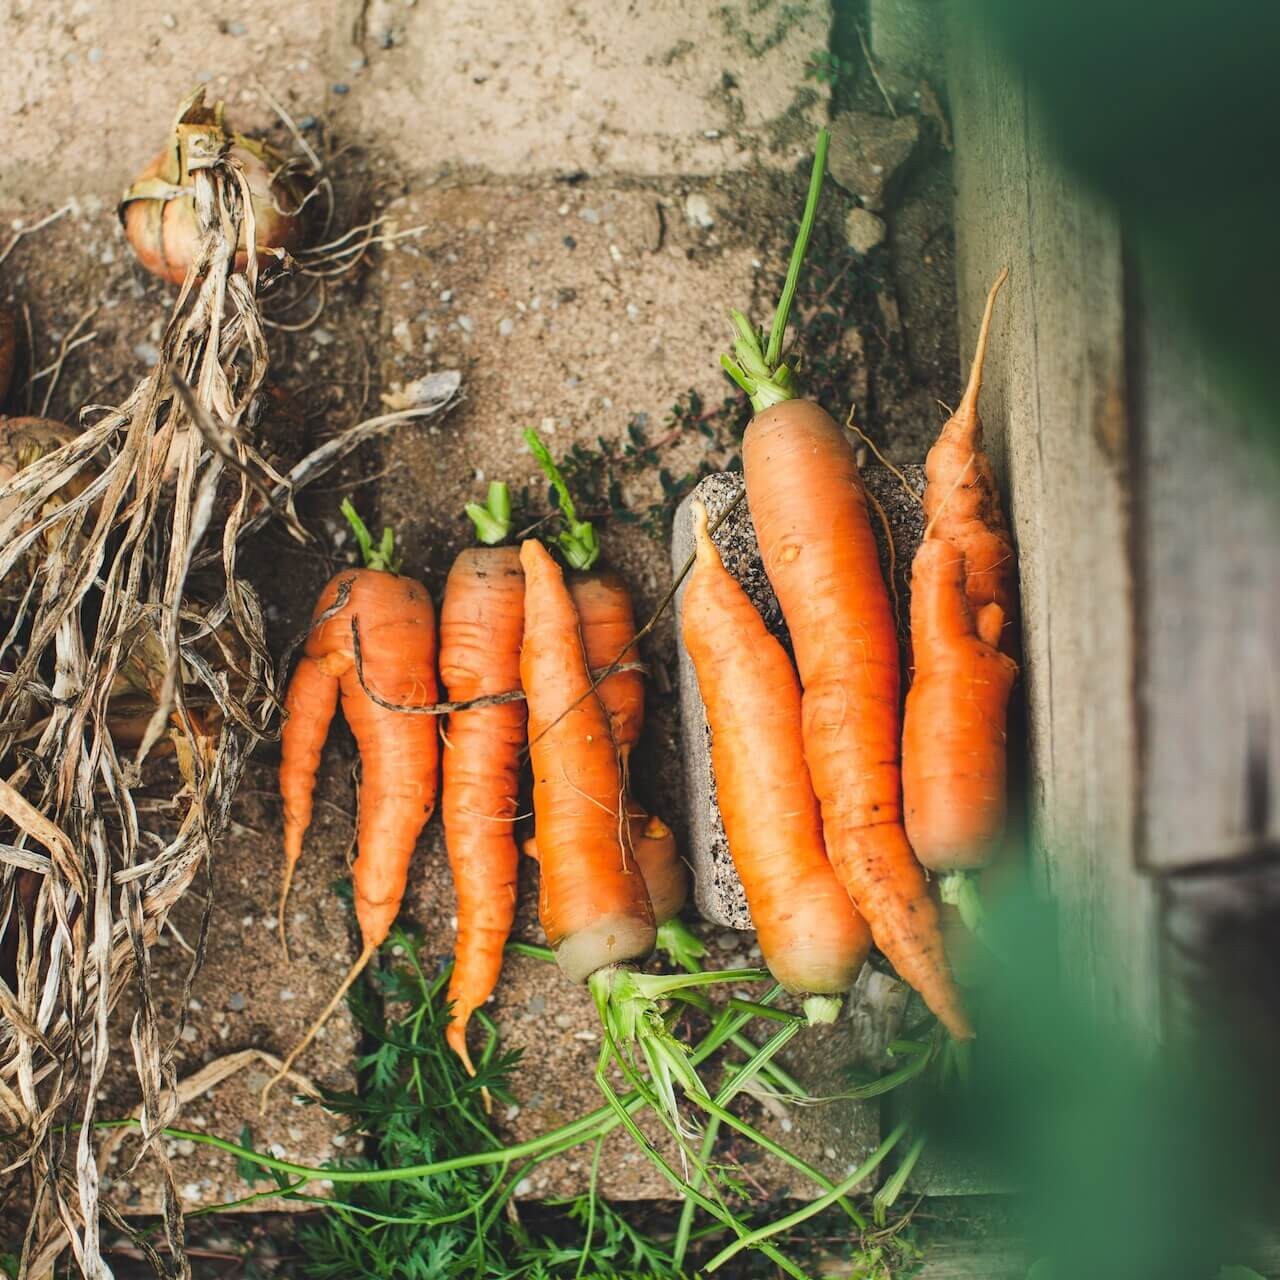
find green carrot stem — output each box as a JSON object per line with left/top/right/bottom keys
{"left": 873, "top": 1132, "right": 928, "bottom": 1226}
{"left": 720, "top": 128, "right": 830, "bottom": 412}
{"left": 706, "top": 1121, "right": 909, "bottom": 1273}
{"left": 524, "top": 427, "right": 600, "bottom": 569}
{"left": 341, "top": 498, "right": 399, "bottom": 572}
{"left": 766, "top": 128, "right": 830, "bottom": 368}
{"left": 594, "top": 1036, "right": 806, "bottom": 1280}
{"left": 87, "top": 989, "right": 788, "bottom": 1191}
{"left": 464, "top": 480, "right": 512, "bottom": 545}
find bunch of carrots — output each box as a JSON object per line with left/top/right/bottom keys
{"left": 266, "top": 128, "right": 1021, "bottom": 1110}
{"left": 684, "top": 129, "right": 1020, "bottom": 1044}
{"left": 268, "top": 437, "right": 702, "bottom": 1102}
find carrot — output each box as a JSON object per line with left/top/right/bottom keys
{"left": 722, "top": 131, "right": 972, "bottom": 1039}
{"left": 266, "top": 502, "right": 439, "bottom": 1102}
{"left": 902, "top": 540, "right": 1018, "bottom": 872}
{"left": 522, "top": 808, "right": 688, "bottom": 940}
{"left": 439, "top": 484, "right": 526, "bottom": 1074}
{"left": 524, "top": 429, "right": 695, "bottom": 964}
{"left": 921, "top": 268, "right": 1018, "bottom": 651}
{"left": 519, "top": 536, "right": 655, "bottom": 983}
{"left": 902, "top": 270, "right": 1020, "bottom": 928}
{"left": 682, "top": 500, "right": 869, "bottom": 1012}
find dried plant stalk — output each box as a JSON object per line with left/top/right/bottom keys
{"left": 0, "top": 92, "right": 458, "bottom": 1277}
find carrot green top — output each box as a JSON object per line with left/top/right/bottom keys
{"left": 721, "top": 128, "right": 829, "bottom": 415}
{"left": 341, "top": 498, "right": 400, "bottom": 573}
{"left": 464, "top": 481, "right": 513, "bottom": 545}
{"left": 524, "top": 427, "right": 600, "bottom": 571}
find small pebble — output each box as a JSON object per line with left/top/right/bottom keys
{"left": 562, "top": 235, "right": 576, "bottom": 250}
{"left": 497, "top": 317, "right": 514, "bottom": 336}
{"left": 280, "top": 989, "right": 295, "bottom": 1002}
{"left": 457, "top": 314, "right": 474, "bottom": 333}
{"left": 526, "top": 994, "right": 546, "bottom": 1015}
{"left": 227, "top": 993, "right": 246, "bottom": 1012}
{"left": 87, "top": 47, "right": 102, "bottom": 63}
{"left": 684, "top": 193, "right": 714, "bottom": 228}
{"left": 579, "top": 207, "right": 600, "bottom": 224}
{"left": 179, "top": 1025, "right": 198, "bottom": 1043}
{"left": 505, "top": 1104, "right": 521, "bottom": 1121}
{"left": 349, "top": 55, "right": 367, "bottom": 72}
{"left": 312, "top": 327, "right": 333, "bottom": 346}
{"left": 226, "top": 19, "right": 247, "bottom": 36}
{"left": 162, "top": 12, "right": 176, "bottom": 28}
{"left": 132, "top": 341, "right": 160, "bottom": 364}
{"left": 175, "top": 1139, "right": 196, "bottom": 1156}
{"left": 297, "top": 115, "right": 317, "bottom": 131}
{"left": 554, "top": 1013, "right": 573, "bottom": 1029}
{"left": 331, "top": 82, "right": 349, "bottom": 95}
{"left": 439, "top": 288, "right": 453, "bottom": 302}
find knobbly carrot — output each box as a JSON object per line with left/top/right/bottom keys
{"left": 902, "top": 540, "right": 1018, "bottom": 873}
{"left": 682, "top": 500, "right": 869, "bottom": 1011}
{"left": 904, "top": 270, "right": 1020, "bottom": 924}
{"left": 266, "top": 503, "right": 439, "bottom": 1102}
{"left": 439, "top": 483, "right": 526, "bottom": 1074}
{"left": 722, "top": 131, "right": 971, "bottom": 1039}
{"left": 519, "top": 537, "right": 655, "bottom": 983}
{"left": 921, "top": 268, "right": 1018, "bottom": 651}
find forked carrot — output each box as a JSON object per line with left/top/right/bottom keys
{"left": 902, "top": 541, "right": 1018, "bottom": 873}
{"left": 904, "top": 269, "right": 1021, "bottom": 921}
{"left": 682, "top": 500, "right": 869, "bottom": 1012}
{"left": 921, "top": 268, "right": 1018, "bottom": 649}
{"left": 266, "top": 503, "right": 439, "bottom": 1103}
{"left": 722, "top": 131, "right": 971, "bottom": 1039}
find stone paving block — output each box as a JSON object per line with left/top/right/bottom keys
{"left": 671, "top": 463, "right": 926, "bottom": 928}
{"left": 2, "top": 0, "right": 831, "bottom": 201}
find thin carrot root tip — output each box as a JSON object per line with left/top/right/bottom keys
{"left": 259, "top": 943, "right": 375, "bottom": 1114}
{"left": 446, "top": 1021, "right": 478, "bottom": 1077}
{"left": 277, "top": 858, "right": 298, "bottom": 960}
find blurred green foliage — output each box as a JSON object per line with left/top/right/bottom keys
{"left": 914, "top": 877, "right": 1278, "bottom": 1279}
{"left": 981, "top": 0, "right": 1280, "bottom": 438}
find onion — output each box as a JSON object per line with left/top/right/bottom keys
{"left": 0, "top": 416, "right": 95, "bottom": 537}
{"left": 119, "top": 87, "right": 303, "bottom": 285}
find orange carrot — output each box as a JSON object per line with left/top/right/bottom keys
{"left": 903, "top": 269, "right": 1020, "bottom": 917}
{"left": 921, "top": 268, "right": 1017, "bottom": 650}
{"left": 519, "top": 537, "right": 655, "bottom": 983}
{"left": 722, "top": 131, "right": 972, "bottom": 1039}
{"left": 902, "top": 540, "right": 1018, "bottom": 871}
{"left": 267, "top": 503, "right": 438, "bottom": 1101}
{"left": 439, "top": 529, "right": 526, "bottom": 1074}
{"left": 524, "top": 429, "right": 692, "bottom": 957}
{"left": 682, "top": 500, "right": 869, "bottom": 1008}
{"left": 523, "top": 808, "right": 684, "bottom": 926}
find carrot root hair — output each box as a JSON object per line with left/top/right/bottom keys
{"left": 956, "top": 266, "right": 1009, "bottom": 421}
{"left": 260, "top": 941, "right": 376, "bottom": 1113}
{"left": 277, "top": 854, "right": 299, "bottom": 961}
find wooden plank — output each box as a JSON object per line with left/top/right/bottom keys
{"left": 1135, "top": 286, "right": 1280, "bottom": 868}
{"left": 946, "top": 8, "right": 1159, "bottom": 1033}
